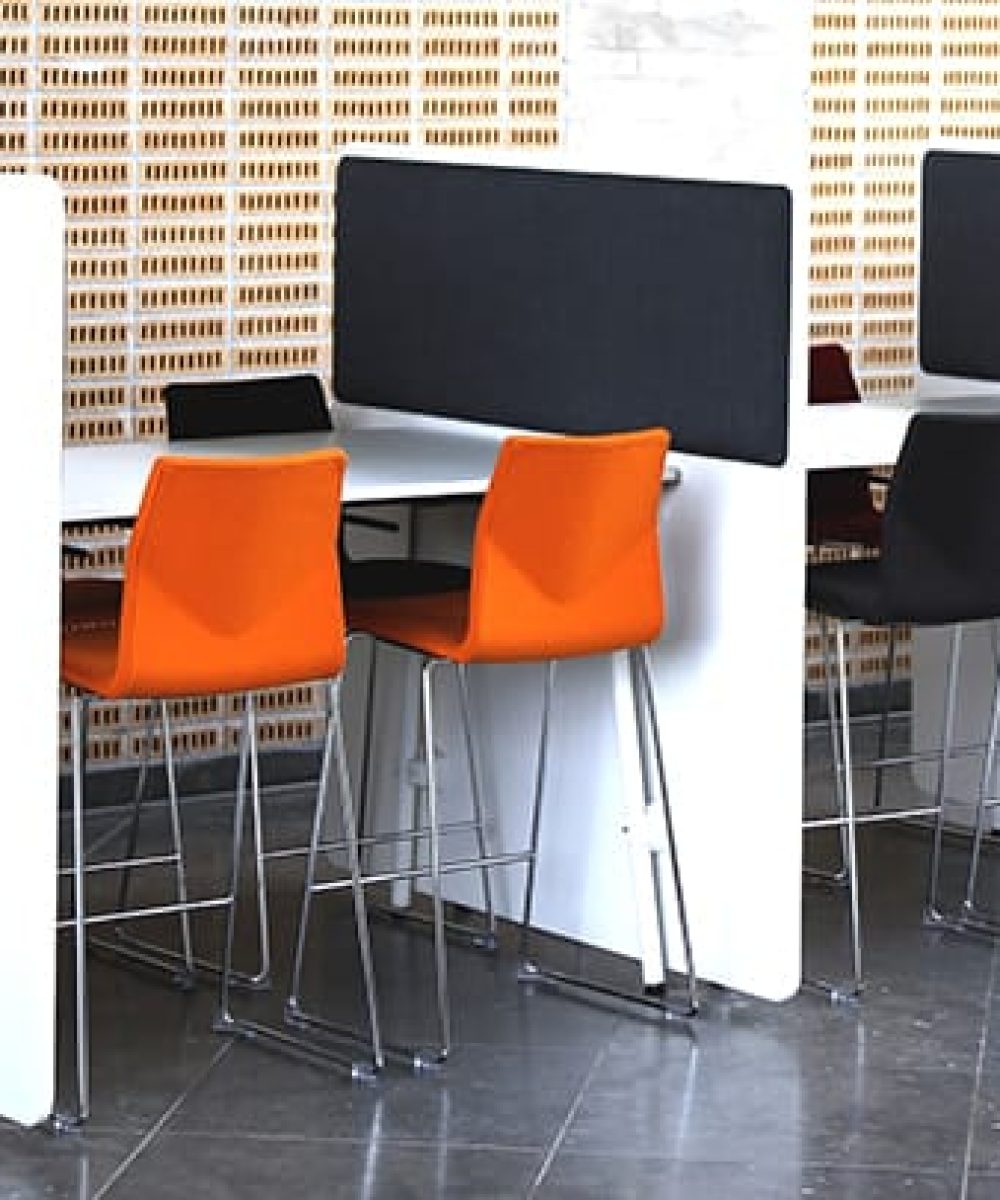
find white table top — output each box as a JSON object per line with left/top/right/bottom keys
{"left": 61, "top": 426, "right": 507, "bottom": 523}
{"left": 799, "top": 391, "right": 1000, "bottom": 469}
{"left": 62, "top": 424, "right": 682, "bottom": 524}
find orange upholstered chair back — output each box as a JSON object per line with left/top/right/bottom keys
{"left": 462, "top": 429, "right": 669, "bottom": 662}
{"left": 108, "top": 451, "right": 346, "bottom": 697}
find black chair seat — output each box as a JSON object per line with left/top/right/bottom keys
{"left": 808, "top": 413, "right": 1000, "bottom": 629}
{"left": 808, "top": 558, "right": 999, "bottom": 628}
{"left": 163, "top": 374, "right": 474, "bottom": 603}
{"left": 342, "top": 558, "right": 469, "bottom": 600}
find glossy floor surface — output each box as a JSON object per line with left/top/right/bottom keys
{"left": 5, "top": 716, "right": 1000, "bottom": 1199}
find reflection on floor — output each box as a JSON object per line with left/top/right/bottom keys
{"left": 4, "top": 716, "right": 1000, "bottom": 1199}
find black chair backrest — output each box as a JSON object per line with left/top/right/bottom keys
{"left": 164, "top": 373, "right": 332, "bottom": 440}
{"left": 881, "top": 412, "right": 1000, "bottom": 624}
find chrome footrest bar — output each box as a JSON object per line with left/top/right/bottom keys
{"left": 517, "top": 959, "right": 698, "bottom": 1020}
{"left": 839, "top": 741, "right": 988, "bottom": 771}
{"left": 307, "top": 849, "right": 532, "bottom": 895}
{"left": 801, "top": 974, "right": 863, "bottom": 1005}
{"left": 89, "top": 928, "right": 270, "bottom": 991}
{"left": 924, "top": 903, "right": 1000, "bottom": 940}
{"left": 260, "top": 817, "right": 486, "bottom": 864}
{"left": 57, "top": 851, "right": 181, "bottom": 878}
{"left": 213, "top": 1012, "right": 379, "bottom": 1082}
{"left": 804, "top": 804, "right": 941, "bottom": 832}
{"left": 802, "top": 864, "right": 849, "bottom": 887}
{"left": 56, "top": 893, "right": 231, "bottom": 931}
{"left": 284, "top": 999, "right": 445, "bottom": 1072}
{"left": 368, "top": 902, "right": 498, "bottom": 952}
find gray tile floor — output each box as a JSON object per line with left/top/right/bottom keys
{"left": 5, "top": 717, "right": 1000, "bottom": 1199}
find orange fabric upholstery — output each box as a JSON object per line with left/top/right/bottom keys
{"left": 62, "top": 451, "right": 347, "bottom": 699}
{"left": 348, "top": 429, "right": 669, "bottom": 664}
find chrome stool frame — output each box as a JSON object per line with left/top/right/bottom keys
{"left": 54, "top": 693, "right": 238, "bottom": 1130}
{"left": 803, "top": 618, "right": 963, "bottom": 1003}
{"left": 517, "top": 648, "right": 698, "bottom": 1021}
{"left": 214, "top": 686, "right": 385, "bottom": 1081}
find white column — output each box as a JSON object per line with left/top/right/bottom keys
{"left": 0, "top": 173, "right": 63, "bottom": 1126}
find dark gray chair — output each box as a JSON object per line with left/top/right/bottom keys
{"left": 805, "top": 412, "right": 1000, "bottom": 1000}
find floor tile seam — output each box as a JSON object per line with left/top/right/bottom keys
{"left": 527, "top": 1146, "right": 968, "bottom": 1173}
{"left": 958, "top": 937, "right": 1000, "bottom": 1200}
{"left": 142, "top": 1129, "right": 545, "bottom": 1155}
{"left": 527, "top": 1149, "right": 961, "bottom": 1178}
{"left": 90, "top": 1038, "right": 235, "bottom": 1200}
{"left": 525, "top": 1025, "right": 619, "bottom": 1197}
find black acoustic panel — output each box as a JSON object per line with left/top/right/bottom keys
{"left": 920, "top": 150, "right": 1000, "bottom": 382}
{"left": 334, "top": 156, "right": 792, "bottom": 467}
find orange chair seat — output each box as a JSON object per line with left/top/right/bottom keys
{"left": 347, "top": 592, "right": 471, "bottom": 662}
{"left": 62, "top": 623, "right": 124, "bottom": 696}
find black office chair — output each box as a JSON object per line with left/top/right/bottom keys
{"left": 163, "top": 373, "right": 470, "bottom": 599}
{"left": 804, "top": 412, "right": 1000, "bottom": 1000}
{"left": 806, "top": 343, "right": 883, "bottom": 551}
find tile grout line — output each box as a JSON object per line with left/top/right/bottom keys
{"left": 525, "top": 1024, "right": 618, "bottom": 1196}
{"left": 91, "top": 1037, "right": 236, "bottom": 1200}
{"left": 958, "top": 934, "right": 1000, "bottom": 1200}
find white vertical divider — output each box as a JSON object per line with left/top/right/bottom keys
{"left": 0, "top": 173, "right": 63, "bottom": 1127}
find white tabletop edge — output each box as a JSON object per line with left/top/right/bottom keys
{"left": 61, "top": 426, "right": 680, "bottom": 525}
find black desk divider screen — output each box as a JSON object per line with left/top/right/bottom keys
{"left": 920, "top": 149, "right": 1000, "bottom": 384}
{"left": 334, "top": 156, "right": 792, "bottom": 467}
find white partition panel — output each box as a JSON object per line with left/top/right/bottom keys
{"left": 0, "top": 174, "right": 63, "bottom": 1126}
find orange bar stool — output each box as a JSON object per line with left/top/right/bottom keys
{"left": 339, "top": 429, "right": 698, "bottom": 1060}
{"left": 59, "top": 451, "right": 381, "bottom": 1125}
{"left": 74, "top": 373, "right": 471, "bottom": 994}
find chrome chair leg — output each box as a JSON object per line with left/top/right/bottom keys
{"left": 92, "top": 704, "right": 198, "bottom": 988}
{"left": 872, "top": 626, "right": 897, "bottom": 810}
{"left": 837, "top": 620, "right": 863, "bottom": 999}
{"left": 329, "top": 678, "right": 385, "bottom": 1071}
{"left": 517, "top": 661, "right": 555, "bottom": 965}
{"left": 960, "top": 660, "right": 1000, "bottom": 921}
{"left": 634, "top": 645, "right": 698, "bottom": 1015}
{"left": 285, "top": 695, "right": 336, "bottom": 1015}
{"left": 519, "top": 653, "right": 697, "bottom": 1020}
{"left": 806, "top": 619, "right": 864, "bottom": 1003}
{"left": 214, "top": 702, "right": 253, "bottom": 1035}
{"left": 69, "top": 694, "right": 90, "bottom": 1128}
{"left": 111, "top": 707, "right": 156, "bottom": 923}
{"left": 924, "top": 626, "right": 963, "bottom": 924}
{"left": 245, "top": 693, "right": 271, "bottom": 988}
{"left": 964, "top": 622, "right": 1000, "bottom": 911}
{"left": 161, "top": 702, "right": 194, "bottom": 977}
{"left": 215, "top": 700, "right": 254, "bottom": 1032}
{"left": 94, "top": 696, "right": 270, "bottom": 991}
{"left": 456, "top": 663, "right": 497, "bottom": 949}
{"left": 421, "top": 659, "right": 451, "bottom": 1061}
{"left": 803, "top": 617, "right": 850, "bottom": 887}
{"left": 366, "top": 650, "right": 497, "bottom": 954}
{"left": 355, "top": 633, "right": 379, "bottom": 874}
{"left": 224, "top": 688, "right": 384, "bottom": 1079}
